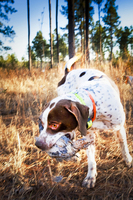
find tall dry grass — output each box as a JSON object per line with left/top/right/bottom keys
{"left": 0, "top": 61, "right": 133, "bottom": 200}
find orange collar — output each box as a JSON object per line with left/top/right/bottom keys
{"left": 86, "top": 91, "right": 96, "bottom": 122}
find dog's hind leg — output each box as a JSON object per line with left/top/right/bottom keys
{"left": 116, "top": 126, "right": 133, "bottom": 167}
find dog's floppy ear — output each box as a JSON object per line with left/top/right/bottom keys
{"left": 64, "top": 101, "right": 89, "bottom": 136}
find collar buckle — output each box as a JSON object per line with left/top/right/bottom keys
{"left": 86, "top": 118, "right": 93, "bottom": 129}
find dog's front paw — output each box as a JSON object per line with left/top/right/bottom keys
{"left": 127, "top": 157, "right": 133, "bottom": 168}
{"left": 125, "top": 155, "right": 133, "bottom": 168}
{"left": 82, "top": 176, "right": 96, "bottom": 188}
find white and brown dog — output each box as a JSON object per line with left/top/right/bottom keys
{"left": 35, "top": 57, "right": 133, "bottom": 188}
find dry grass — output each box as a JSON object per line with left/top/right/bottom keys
{"left": 0, "top": 61, "right": 133, "bottom": 200}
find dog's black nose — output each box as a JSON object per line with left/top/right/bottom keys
{"left": 35, "top": 140, "right": 43, "bottom": 149}
{"left": 35, "top": 137, "right": 50, "bottom": 150}
{"left": 39, "top": 121, "right": 44, "bottom": 133}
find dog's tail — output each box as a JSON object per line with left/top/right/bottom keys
{"left": 65, "top": 53, "right": 82, "bottom": 74}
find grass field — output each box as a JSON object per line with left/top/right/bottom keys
{"left": 0, "top": 60, "right": 133, "bottom": 200}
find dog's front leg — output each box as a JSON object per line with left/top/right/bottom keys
{"left": 82, "top": 132, "right": 97, "bottom": 188}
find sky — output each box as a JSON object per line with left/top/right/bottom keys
{"left": 1, "top": 0, "right": 133, "bottom": 61}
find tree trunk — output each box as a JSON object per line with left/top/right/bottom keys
{"left": 40, "top": 58, "right": 42, "bottom": 68}
{"left": 110, "top": 27, "right": 113, "bottom": 61}
{"left": 80, "top": 24, "right": 83, "bottom": 53}
{"left": 49, "top": 0, "right": 53, "bottom": 68}
{"left": 98, "top": 3, "right": 102, "bottom": 62}
{"left": 85, "top": 0, "right": 90, "bottom": 63}
{"left": 68, "top": 0, "right": 75, "bottom": 59}
{"left": 56, "top": 0, "right": 59, "bottom": 63}
{"left": 84, "top": 10, "right": 86, "bottom": 57}
{"left": 27, "top": 0, "right": 31, "bottom": 70}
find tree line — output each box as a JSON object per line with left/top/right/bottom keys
{"left": 0, "top": 0, "right": 133, "bottom": 70}
{"left": 64, "top": 0, "right": 133, "bottom": 62}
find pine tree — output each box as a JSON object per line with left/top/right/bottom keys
{"left": 91, "top": 21, "right": 106, "bottom": 60}
{"left": 102, "top": 0, "right": 120, "bottom": 61}
{"left": 60, "top": 0, "right": 93, "bottom": 60}
{"left": 49, "top": 0, "right": 53, "bottom": 68}
{"left": 75, "top": 1, "right": 85, "bottom": 53}
{"left": 93, "top": 0, "right": 103, "bottom": 61}
{"left": 27, "top": 0, "right": 31, "bottom": 70}
{"left": 116, "top": 26, "right": 133, "bottom": 59}
{"left": 75, "top": 0, "right": 93, "bottom": 62}
{"left": 32, "top": 31, "right": 49, "bottom": 68}
{"left": 53, "top": 30, "right": 68, "bottom": 61}
{"left": 0, "top": 0, "right": 17, "bottom": 51}
{"left": 85, "top": 0, "right": 89, "bottom": 62}
{"left": 68, "top": 0, "right": 75, "bottom": 59}
{"left": 56, "top": 0, "right": 59, "bottom": 63}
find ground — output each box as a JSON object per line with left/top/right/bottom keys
{"left": 0, "top": 61, "right": 133, "bottom": 200}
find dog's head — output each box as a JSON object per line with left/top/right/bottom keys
{"left": 35, "top": 97, "right": 89, "bottom": 158}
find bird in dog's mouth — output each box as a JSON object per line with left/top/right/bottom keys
{"left": 35, "top": 133, "right": 90, "bottom": 161}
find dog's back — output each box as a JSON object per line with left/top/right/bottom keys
{"left": 57, "top": 69, "right": 105, "bottom": 95}
{"left": 57, "top": 68, "right": 119, "bottom": 96}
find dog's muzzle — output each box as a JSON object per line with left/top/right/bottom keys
{"left": 36, "top": 123, "right": 90, "bottom": 159}
{"left": 35, "top": 136, "right": 50, "bottom": 150}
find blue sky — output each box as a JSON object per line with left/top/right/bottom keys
{"left": 1, "top": 0, "right": 133, "bottom": 61}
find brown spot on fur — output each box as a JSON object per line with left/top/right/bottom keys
{"left": 88, "top": 76, "right": 102, "bottom": 81}
{"left": 50, "top": 102, "right": 55, "bottom": 109}
{"left": 79, "top": 71, "right": 86, "bottom": 77}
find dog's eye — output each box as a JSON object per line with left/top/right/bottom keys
{"left": 48, "top": 122, "right": 61, "bottom": 130}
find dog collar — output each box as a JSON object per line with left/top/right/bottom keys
{"left": 74, "top": 92, "right": 96, "bottom": 129}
